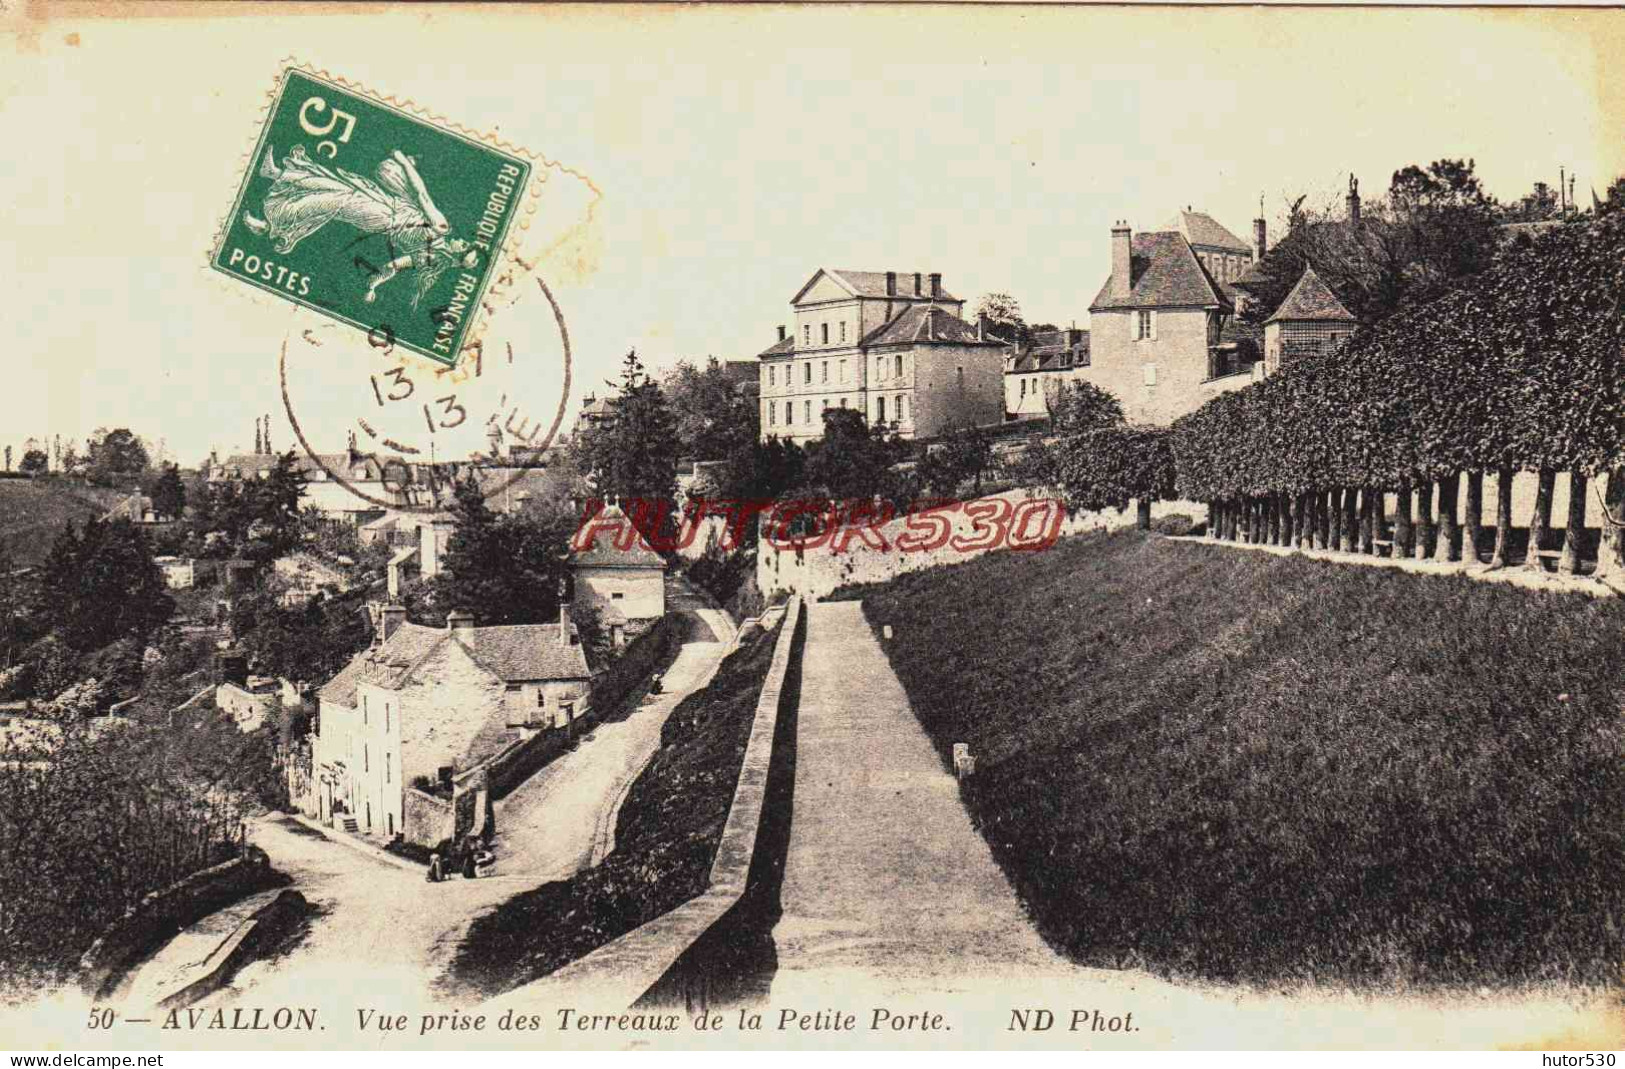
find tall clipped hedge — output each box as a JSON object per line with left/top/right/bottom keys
{"left": 1170, "top": 212, "right": 1625, "bottom": 575}
{"left": 1052, "top": 424, "right": 1176, "bottom": 530}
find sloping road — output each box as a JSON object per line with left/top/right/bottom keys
{"left": 120, "top": 596, "right": 737, "bottom": 1015}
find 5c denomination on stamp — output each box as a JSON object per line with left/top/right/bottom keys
{"left": 212, "top": 66, "right": 535, "bottom": 366}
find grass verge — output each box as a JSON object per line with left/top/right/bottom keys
{"left": 447, "top": 623, "right": 780, "bottom": 998}
{"left": 858, "top": 529, "right": 1625, "bottom": 989}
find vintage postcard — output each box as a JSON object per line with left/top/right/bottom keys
{"left": 2, "top": 0, "right": 1624, "bottom": 1057}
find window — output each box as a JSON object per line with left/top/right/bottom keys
{"left": 840, "top": 397, "right": 848, "bottom": 408}
{"left": 1144, "top": 363, "right": 1158, "bottom": 386}
{"left": 384, "top": 705, "right": 389, "bottom": 732}
{"left": 768, "top": 366, "right": 775, "bottom": 386}
{"left": 804, "top": 400, "right": 811, "bottom": 423}
{"left": 839, "top": 359, "right": 848, "bottom": 382}
{"left": 785, "top": 403, "right": 793, "bottom": 426}
{"left": 1135, "top": 310, "right": 1153, "bottom": 340}
{"left": 611, "top": 591, "right": 624, "bottom": 599}
{"left": 385, "top": 752, "right": 391, "bottom": 783}
{"left": 822, "top": 398, "right": 829, "bottom": 411}
{"left": 895, "top": 355, "right": 904, "bottom": 378}
{"left": 821, "top": 361, "right": 828, "bottom": 383}
{"left": 767, "top": 402, "right": 775, "bottom": 426}
{"left": 362, "top": 694, "right": 368, "bottom": 725}
{"left": 956, "top": 366, "right": 964, "bottom": 386}
{"left": 840, "top": 321, "right": 847, "bottom": 343}
{"left": 876, "top": 396, "right": 886, "bottom": 422}
{"left": 364, "top": 743, "right": 369, "bottom": 773}
{"left": 804, "top": 362, "right": 812, "bottom": 385}
{"left": 804, "top": 325, "right": 811, "bottom": 346}
{"left": 821, "top": 323, "right": 829, "bottom": 345}
{"left": 899, "top": 395, "right": 908, "bottom": 422}
{"left": 1019, "top": 379, "right": 1026, "bottom": 398}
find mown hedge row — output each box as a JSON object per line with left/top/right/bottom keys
{"left": 1169, "top": 213, "right": 1625, "bottom": 575}
{"left": 1032, "top": 424, "right": 1176, "bottom": 530}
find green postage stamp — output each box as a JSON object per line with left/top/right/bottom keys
{"left": 212, "top": 67, "right": 533, "bottom": 365}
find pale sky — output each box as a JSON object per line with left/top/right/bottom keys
{"left": 2, "top": 3, "right": 1620, "bottom": 467}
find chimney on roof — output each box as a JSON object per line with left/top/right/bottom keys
{"left": 379, "top": 603, "right": 406, "bottom": 643}
{"left": 929, "top": 272, "right": 942, "bottom": 298}
{"left": 1346, "top": 174, "right": 1361, "bottom": 228}
{"left": 885, "top": 271, "right": 897, "bottom": 296}
{"left": 446, "top": 610, "right": 475, "bottom": 634}
{"left": 977, "top": 312, "right": 990, "bottom": 342}
{"left": 558, "top": 578, "right": 572, "bottom": 647}
{"left": 913, "top": 272, "right": 922, "bottom": 296}
{"left": 1111, "top": 220, "right": 1133, "bottom": 300}
{"left": 777, "top": 324, "right": 786, "bottom": 342}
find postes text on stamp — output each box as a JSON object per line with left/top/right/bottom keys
{"left": 212, "top": 68, "right": 532, "bottom": 366}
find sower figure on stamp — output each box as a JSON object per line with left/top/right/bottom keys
{"left": 243, "top": 145, "right": 478, "bottom": 306}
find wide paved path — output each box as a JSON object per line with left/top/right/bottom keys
{"left": 769, "top": 601, "right": 1069, "bottom": 1001}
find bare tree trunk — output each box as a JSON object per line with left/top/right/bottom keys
{"left": 1558, "top": 469, "right": 1587, "bottom": 575}
{"left": 1287, "top": 493, "right": 1301, "bottom": 548}
{"left": 1309, "top": 490, "right": 1325, "bottom": 550}
{"left": 1414, "top": 480, "right": 1435, "bottom": 560}
{"left": 1137, "top": 496, "right": 1152, "bottom": 531}
{"left": 1328, "top": 488, "right": 1343, "bottom": 550}
{"left": 1462, "top": 470, "right": 1484, "bottom": 565}
{"left": 1489, "top": 465, "right": 1514, "bottom": 568}
{"left": 1298, "top": 492, "right": 1314, "bottom": 549}
{"left": 1525, "top": 468, "right": 1556, "bottom": 571}
{"left": 1339, "top": 486, "right": 1357, "bottom": 552}
{"left": 1320, "top": 488, "right": 1335, "bottom": 549}
{"left": 1394, "top": 481, "right": 1413, "bottom": 558}
{"left": 1207, "top": 500, "right": 1219, "bottom": 538}
{"left": 1266, "top": 495, "right": 1280, "bottom": 545}
{"left": 1360, "top": 487, "right": 1376, "bottom": 554}
{"left": 1594, "top": 467, "right": 1625, "bottom": 585}
{"left": 1431, "top": 473, "right": 1459, "bottom": 562}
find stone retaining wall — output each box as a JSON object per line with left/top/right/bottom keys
{"left": 488, "top": 595, "right": 806, "bottom": 1010}
{"left": 78, "top": 846, "right": 284, "bottom": 1000}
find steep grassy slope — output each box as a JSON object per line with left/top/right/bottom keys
{"left": 858, "top": 530, "right": 1625, "bottom": 988}
{"left": 0, "top": 480, "right": 129, "bottom": 567}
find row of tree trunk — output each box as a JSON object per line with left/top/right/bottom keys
{"left": 1203, "top": 466, "right": 1625, "bottom": 581}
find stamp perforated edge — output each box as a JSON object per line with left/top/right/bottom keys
{"left": 205, "top": 57, "right": 602, "bottom": 380}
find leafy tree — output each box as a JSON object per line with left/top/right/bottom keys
{"left": 2, "top": 446, "right": 10, "bottom": 472}
{"left": 919, "top": 424, "right": 993, "bottom": 496}
{"left": 575, "top": 351, "right": 679, "bottom": 538}
{"left": 427, "top": 476, "right": 573, "bottom": 626}
{"left": 59, "top": 443, "right": 81, "bottom": 477}
{"left": 38, "top": 518, "right": 171, "bottom": 654}
{"left": 1501, "top": 180, "right": 1562, "bottom": 223}
{"left": 149, "top": 463, "right": 186, "bottom": 521}
{"left": 17, "top": 450, "right": 46, "bottom": 475}
{"left": 237, "top": 587, "right": 373, "bottom": 685}
{"left": 250, "top": 452, "right": 306, "bottom": 552}
{"left": 84, "top": 428, "right": 150, "bottom": 487}
{"left": 660, "top": 357, "right": 759, "bottom": 462}
{"left": 1047, "top": 379, "right": 1126, "bottom": 434}
{"left": 801, "top": 408, "right": 901, "bottom": 502}
{"left": 973, "top": 292, "right": 1025, "bottom": 343}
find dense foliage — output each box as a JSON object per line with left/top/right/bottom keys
{"left": 1172, "top": 211, "right": 1625, "bottom": 566}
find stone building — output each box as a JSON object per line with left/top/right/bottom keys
{"left": 757, "top": 269, "right": 1006, "bottom": 443}
{"left": 1004, "top": 327, "right": 1090, "bottom": 419}
{"left": 312, "top": 604, "right": 591, "bottom": 842}
{"left": 569, "top": 503, "right": 667, "bottom": 644}
{"left": 1082, "top": 214, "right": 1260, "bottom": 425}
{"left": 1262, "top": 265, "right": 1360, "bottom": 374}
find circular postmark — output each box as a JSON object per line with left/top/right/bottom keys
{"left": 279, "top": 273, "right": 573, "bottom": 515}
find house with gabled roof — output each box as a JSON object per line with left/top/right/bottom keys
{"left": 756, "top": 269, "right": 1005, "bottom": 443}
{"left": 569, "top": 502, "right": 667, "bottom": 641}
{"left": 1263, "top": 264, "right": 1360, "bottom": 374}
{"left": 1004, "top": 328, "right": 1091, "bottom": 419}
{"left": 1083, "top": 215, "right": 1262, "bottom": 424}
{"left": 311, "top": 603, "right": 592, "bottom": 843}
